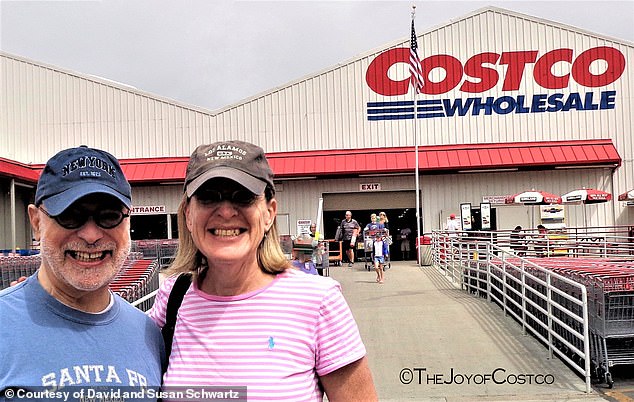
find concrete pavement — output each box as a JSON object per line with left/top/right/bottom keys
{"left": 330, "top": 261, "right": 609, "bottom": 402}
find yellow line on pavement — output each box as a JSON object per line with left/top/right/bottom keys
{"left": 604, "top": 390, "right": 634, "bottom": 402}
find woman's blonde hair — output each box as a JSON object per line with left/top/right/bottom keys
{"left": 166, "top": 188, "right": 289, "bottom": 279}
{"left": 379, "top": 211, "right": 389, "bottom": 223}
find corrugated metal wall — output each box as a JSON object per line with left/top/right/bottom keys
{"left": 3, "top": 9, "right": 632, "bottom": 158}
{"left": 1, "top": 7, "right": 633, "bottom": 241}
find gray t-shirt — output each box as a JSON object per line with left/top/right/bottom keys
{"left": 340, "top": 219, "right": 360, "bottom": 240}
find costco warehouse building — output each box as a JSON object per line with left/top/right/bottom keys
{"left": 1, "top": 6, "right": 633, "bottom": 252}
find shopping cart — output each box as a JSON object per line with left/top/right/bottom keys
{"left": 363, "top": 229, "right": 391, "bottom": 271}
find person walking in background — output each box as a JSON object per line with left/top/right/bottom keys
{"left": 150, "top": 140, "right": 377, "bottom": 401}
{"left": 399, "top": 227, "right": 412, "bottom": 260}
{"left": 309, "top": 222, "right": 325, "bottom": 276}
{"left": 340, "top": 210, "right": 361, "bottom": 267}
{"left": 0, "top": 146, "right": 165, "bottom": 396}
{"left": 510, "top": 225, "right": 527, "bottom": 257}
{"left": 378, "top": 211, "right": 390, "bottom": 235}
{"left": 373, "top": 233, "right": 389, "bottom": 284}
{"left": 535, "top": 224, "right": 549, "bottom": 257}
{"left": 445, "top": 213, "right": 461, "bottom": 237}
{"left": 364, "top": 213, "right": 383, "bottom": 233}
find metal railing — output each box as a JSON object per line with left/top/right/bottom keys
{"left": 131, "top": 289, "right": 159, "bottom": 312}
{"left": 434, "top": 226, "right": 634, "bottom": 260}
{"left": 431, "top": 232, "right": 592, "bottom": 393}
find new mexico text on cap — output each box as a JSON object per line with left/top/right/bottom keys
{"left": 185, "top": 140, "right": 275, "bottom": 197}
{"left": 35, "top": 146, "right": 132, "bottom": 216}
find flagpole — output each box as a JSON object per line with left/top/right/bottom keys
{"left": 411, "top": 5, "right": 422, "bottom": 266}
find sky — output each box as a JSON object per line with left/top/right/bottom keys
{"left": 1, "top": 1, "right": 633, "bottom": 112}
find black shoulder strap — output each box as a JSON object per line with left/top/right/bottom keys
{"left": 161, "top": 273, "right": 192, "bottom": 373}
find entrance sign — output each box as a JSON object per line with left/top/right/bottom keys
{"left": 131, "top": 205, "right": 166, "bottom": 215}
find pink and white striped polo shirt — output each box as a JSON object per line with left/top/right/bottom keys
{"left": 149, "top": 268, "right": 366, "bottom": 401}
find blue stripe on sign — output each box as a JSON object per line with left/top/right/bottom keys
{"left": 368, "top": 114, "right": 415, "bottom": 121}
{"left": 417, "top": 99, "right": 441, "bottom": 106}
{"left": 419, "top": 105, "right": 444, "bottom": 112}
{"left": 367, "top": 107, "right": 415, "bottom": 114}
{"left": 418, "top": 113, "right": 445, "bottom": 119}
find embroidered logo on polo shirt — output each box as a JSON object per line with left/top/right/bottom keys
{"left": 268, "top": 336, "right": 275, "bottom": 350}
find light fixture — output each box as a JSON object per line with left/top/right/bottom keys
{"left": 358, "top": 172, "right": 412, "bottom": 178}
{"left": 554, "top": 164, "right": 617, "bottom": 170}
{"left": 277, "top": 176, "right": 318, "bottom": 181}
{"left": 457, "top": 168, "right": 518, "bottom": 173}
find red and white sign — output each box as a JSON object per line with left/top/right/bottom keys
{"left": 366, "top": 46, "right": 626, "bottom": 96}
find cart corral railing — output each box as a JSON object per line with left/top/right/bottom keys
{"left": 434, "top": 226, "right": 634, "bottom": 262}
{"left": 131, "top": 239, "right": 179, "bottom": 268}
{"left": 431, "top": 231, "right": 592, "bottom": 393}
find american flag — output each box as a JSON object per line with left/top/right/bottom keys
{"left": 409, "top": 19, "right": 424, "bottom": 93}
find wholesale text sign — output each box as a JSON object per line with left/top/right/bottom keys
{"left": 365, "top": 46, "right": 625, "bottom": 121}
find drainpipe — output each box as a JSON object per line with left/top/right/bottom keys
{"left": 609, "top": 167, "right": 617, "bottom": 226}
{"left": 10, "top": 179, "right": 16, "bottom": 253}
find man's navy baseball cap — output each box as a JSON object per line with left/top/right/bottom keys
{"left": 35, "top": 146, "right": 132, "bottom": 216}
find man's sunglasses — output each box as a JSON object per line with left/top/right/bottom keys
{"left": 39, "top": 206, "right": 130, "bottom": 229}
{"left": 193, "top": 188, "right": 259, "bottom": 206}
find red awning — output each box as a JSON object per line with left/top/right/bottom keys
{"left": 121, "top": 157, "right": 189, "bottom": 183}
{"left": 0, "top": 158, "right": 40, "bottom": 182}
{"left": 0, "top": 139, "right": 621, "bottom": 184}
{"left": 266, "top": 139, "right": 621, "bottom": 177}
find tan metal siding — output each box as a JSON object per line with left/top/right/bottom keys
{"left": 2, "top": 8, "right": 633, "bottom": 233}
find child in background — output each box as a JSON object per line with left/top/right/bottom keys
{"left": 374, "top": 234, "right": 389, "bottom": 284}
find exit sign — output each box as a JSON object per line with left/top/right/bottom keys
{"left": 360, "top": 183, "right": 381, "bottom": 191}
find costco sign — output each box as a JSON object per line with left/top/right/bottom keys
{"left": 365, "top": 46, "right": 625, "bottom": 120}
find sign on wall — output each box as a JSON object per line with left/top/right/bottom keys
{"left": 297, "top": 219, "right": 312, "bottom": 236}
{"left": 360, "top": 183, "right": 381, "bottom": 191}
{"left": 365, "top": 46, "right": 625, "bottom": 121}
{"left": 482, "top": 195, "right": 507, "bottom": 205}
{"left": 480, "top": 203, "right": 491, "bottom": 230}
{"left": 460, "top": 203, "right": 472, "bottom": 231}
{"left": 131, "top": 205, "right": 166, "bottom": 215}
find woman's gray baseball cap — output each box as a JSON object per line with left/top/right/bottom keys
{"left": 35, "top": 146, "right": 132, "bottom": 216}
{"left": 184, "top": 140, "right": 275, "bottom": 197}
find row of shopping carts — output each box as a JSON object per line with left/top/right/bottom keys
{"left": 1, "top": 252, "right": 160, "bottom": 313}
{"left": 490, "top": 256, "right": 634, "bottom": 388}
{"left": 131, "top": 239, "right": 179, "bottom": 268}
{"left": 0, "top": 255, "right": 40, "bottom": 290}
{"left": 109, "top": 252, "right": 161, "bottom": 311}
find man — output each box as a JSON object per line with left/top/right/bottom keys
{"left": 0, "top": 146, "right": 165, "bottom": 399}
{"left": 445, "top": 213, "right": 461, "bottom": 238}
{"left": 340, "top": 211, "right": 360, "bottom": 267}
{"left": 535, "top": 224, "right": 549, "bottom": 257}
{"left": 399, "top": 227, "right": 412, "bottom": 260}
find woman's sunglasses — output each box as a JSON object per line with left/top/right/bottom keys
{"left": 39, "top": 206, "right": 130, "bottom": 229}
{"left": 194, "top": 188, "right": 259, "bottom": 206}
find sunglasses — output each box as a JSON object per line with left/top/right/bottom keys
{"left": 39, "top": 206, "right": 130, "bottom": 230}
{"left": 194, "top": 188, "right": 259, "bottom": 206}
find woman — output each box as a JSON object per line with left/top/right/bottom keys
{"left": 378, "top": 211, "right": 389, "bottom": 234}
{"left": 150, "top": 140, "right": 377, "bottom": 401}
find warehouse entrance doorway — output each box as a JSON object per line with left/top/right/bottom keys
{"left": 322, "top": 190, "right": 419, "bottom": 261}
